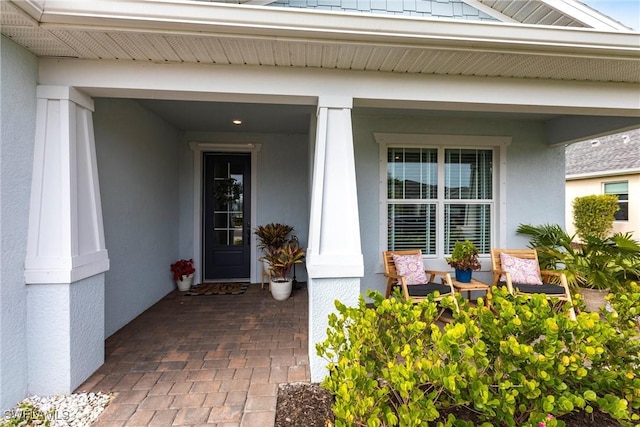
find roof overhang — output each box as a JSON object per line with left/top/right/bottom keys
{"left": 475, "top": 0, "right": 634, "bottom": 31}
{"left": 2, "top": 0, "right": 639, "bottom": 83}
{"left": 567, "top": 168, "right": 640, "bottom": 180}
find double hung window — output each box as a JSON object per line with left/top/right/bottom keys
{"left": 604, "top": 181, "right": 629, "bottom": 221}
{"left": 386, "top": 144, "right": 495, "bottom": 258}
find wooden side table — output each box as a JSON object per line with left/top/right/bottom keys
{"left": 452, "top": 278, "right": 490, "bottom": 302}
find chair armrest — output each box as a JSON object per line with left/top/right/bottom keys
{"left": 424, "top": 269, "right": 451, "bottom": 277}
{"left": 424, "top": 270, "right": 453, "bottom": 285}
{"left": 492, "top": 269, "right": 516, "bottom": 294}
{"left": 383, "top": 272, "right": 410, "bottom": 299}
{"left": 540, "top": 270, "right": 563, "bottom": 277}
{"left": 540, "top": 270, "right": 570, "bottom": 289}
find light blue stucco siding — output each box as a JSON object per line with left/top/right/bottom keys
{"left": 352, "top": 112, "right": 566, "bottom": 297}
{"left": 254, "top": 133, "right": 310, "bottom": 256}
{"left": 0, "top": 36, "right": 37, "bottom": 412}
{"left": 268, "top": 0, "right": 499, "bottom": 20}
{"left": 93, "top": 98, "right": 181, "bottom": 337}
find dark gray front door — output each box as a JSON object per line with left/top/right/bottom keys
{"left": 203, "top": 153, "right": 251, "bottom": 281}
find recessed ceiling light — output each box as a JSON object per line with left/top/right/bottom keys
{"left": 232, "top": 119, "right": 242, "bottom": 125}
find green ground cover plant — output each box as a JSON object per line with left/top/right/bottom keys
{"left": 317, "top": 284, "right": 640, "bottom": 427}
{"left": 1, "top": 401, "right": 52, "bottom": 426}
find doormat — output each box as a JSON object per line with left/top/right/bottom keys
{"left": 184, "top": 282, "right": 249, "bottom": 296}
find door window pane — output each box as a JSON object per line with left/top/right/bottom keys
{"left": 213, "top": 160, "right": 244, "bottom": 245}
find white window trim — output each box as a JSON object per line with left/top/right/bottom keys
{"left": 374, "top": 133, "right": 510, "bottom": 271}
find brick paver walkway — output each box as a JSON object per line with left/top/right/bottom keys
{"left": 77, "top": 284, "right": 309, "bottom": 426}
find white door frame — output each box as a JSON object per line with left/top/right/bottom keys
{"left": 189, "top": 142, "right": 261, "bottom": 284}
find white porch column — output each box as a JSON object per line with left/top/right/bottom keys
{"left": 307, "top": 96, "right": 363, "bottom": 382}
{"left": 25, "top": 86, "right": 109, "bottom": 394}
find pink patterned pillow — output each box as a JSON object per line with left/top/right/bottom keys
{"left": 392, "top": 253, "right": 428, "bottom": 285}
{"left": 499, "top": 252, "right": 543, "bottom": 285}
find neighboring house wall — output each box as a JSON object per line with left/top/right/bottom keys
{"left": 268, "top": 0, "right": 498, "bottom": 20}
{"left": 353, "top": 113, "right": 566, "bottom": 295}
{"left": 565, "top": 129, "right": 640, "bottom": 238}
{"left": 93, "top": 98, "right": 181, "bottom": 337}
{"left": 0, "top": 36, "right": 37, "bottom": 412}
{"left": 566, "top": 173, "right": 638, "bottom": 236}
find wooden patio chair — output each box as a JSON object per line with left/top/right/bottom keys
{"left": 382, "top": 250, "right": 459, "bottom": 314}
{"left": 491, "top": 248, "right": 576, "bottom": 320}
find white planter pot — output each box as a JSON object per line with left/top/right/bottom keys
{"left": 578, "top": 288, "right": 610, "bottom": 313}
{"left": 270, "top": 278, "right": 293, "bottom": 301}
{"left": 176, "top": 273, "right": 194, "bottom": 292}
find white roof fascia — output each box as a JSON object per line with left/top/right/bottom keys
{"left": 461, "top": 0, "right": 519, "bottom": 24}
{"left": 14, "top": 0, "right": 44, "bottom": 20}
{"left": 31, "top": 1, "right": 640, "bottom": 58}
{"left": 540, "top": 0, "right": 634, "bottom": 31}
{"left": 566, "top": 168, "right": 640, "bottom": 180}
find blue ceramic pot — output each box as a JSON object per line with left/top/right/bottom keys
{"left": 455, "top": 268, "right": 472, "bottom": 283}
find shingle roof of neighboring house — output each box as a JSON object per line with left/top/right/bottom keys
{"left": 566, "top": 128, "right": 640, "bottom": 177}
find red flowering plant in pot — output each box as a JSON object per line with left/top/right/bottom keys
{"left": 171, "top": 259, "right": 195, "bottom": 291}
{"left": 171, "top": 259, "right": 195, "bottom": 280}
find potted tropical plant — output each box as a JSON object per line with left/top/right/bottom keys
{"left": 171, "top": 258, "right": 195, "bottom": 291}
{"left": 255, "top": 223, "right": 294, "bottom": 258}
{"left": 446, "top": 240, "right": 481, "bottom": 283}
{"left": 255, "top": 223, "right": 304, "bottom": 300}
{"left": 517, "top": 223, "right": 640, "bottom": 312}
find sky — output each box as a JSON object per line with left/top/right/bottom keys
{"left": 580, "top": 0, "right": 640, "bottom": 30}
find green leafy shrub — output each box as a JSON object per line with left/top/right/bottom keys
{"left": 1, "top": 401, "right": 52, "bottom": 426}
{"left": 317, "top": 285, "right": 640, "bottom": 426}
{"left": 572, "top": 195, "right": 619, "bottom": 240}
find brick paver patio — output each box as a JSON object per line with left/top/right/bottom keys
{"left": 77, "top": 283, "right": 309, "bottom": 426}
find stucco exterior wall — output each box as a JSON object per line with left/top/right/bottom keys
{"left": 352, "top": 112, "right": 566, "bottom": 296}
{"left": 566, "top": 173, "right": 639, "bottom": 236}
{"left": 26, "top": 275, "right": 105, "bottom": 395}
{"left": 0, "top": 36, "right": 37, "bottom": 411}
{"left": 93, "top": 98, "right": 180, "bottom": 337}
{"left": 254, "top": 134, "right": 310, "bottom": 240}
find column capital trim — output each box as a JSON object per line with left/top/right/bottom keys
{"left": 317, "top": 96, "right": 352, "bottom": 110}
{"left": 25, "top": 254, "right": 110, "bottom": 284}
{"left": 36, "top": 85, "right": 94, "bottom": 111}
{"left": 306, "top": 252, "right": 364, "bottom": 278}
